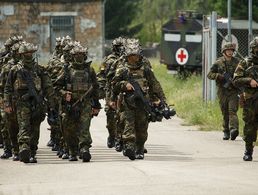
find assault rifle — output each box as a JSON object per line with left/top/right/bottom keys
{"left": 125, "top": 72, "right": 175, "bottom": 122}
{"left": 223, "top": 72, "right": 233, "bottom": 89}
{"left": 19, "top": 68, "right": 43, "bottom": 109}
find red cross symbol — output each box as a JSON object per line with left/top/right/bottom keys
{"left": 177, "top": 49, "right": 187, "bottom": 62}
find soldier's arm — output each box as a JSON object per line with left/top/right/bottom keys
{"left": 112, "top": 67, "right": 129, "bottom": 97}
{"left": 207, "top": 62, "right": 221, "bottom": 80}
{"left": 233, "top": 60, "right": 252, "bottom": 87}
{"left": 146, "top": 68, "right": 167, "bottom": 102}
{"left": 41, "top": 69, "right": 56, "bottom": 108}
{"left": 3, "top": 68, "right": 15, "bottom": 107}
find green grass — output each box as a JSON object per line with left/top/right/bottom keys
{"left": 152, "top": 62, "right": 244, "bottom": 133}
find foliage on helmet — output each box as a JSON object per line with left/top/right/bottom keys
{"left": 4, "top": 35, "right": 23, "bottom": 47}
{"left": 250, "top": 37, "right": 258, "bottom": 52}
{"left": 70, "top": 45, "right": 88, "bottom": 55}
{"left": 124, "top": 38, "right": 142, "bottom": 56}
{"left": 18, "top": 42, "right": 38, "bottom": 54}
{"left": 11, "top": 42, "right": 22, "bottom": 51}
{"left": 61, "top": 35, "right": 72, "bottom": 47}
{"left": 221, "top": 42, "right": 235, "bottom": 53}
{"left": 55, "top": 37, "right": 62, "bottom": 46}
{"left": 62, "top": 41, "right": 75, "bottom": 52}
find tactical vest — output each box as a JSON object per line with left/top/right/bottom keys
{"left": 128, "top": 65, "right": 149, "bottom": 94}
{"left": 14, "top": 64, "right": 42, "bottom": 92}
{"left": 66, "top": 68, "right": 90, "bottom": 93}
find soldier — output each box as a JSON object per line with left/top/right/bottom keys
{"left": 233, "top": 37, "right": 258, "bottom": 161}
{"left": 0, "top": 36, "right": 23, "bottom": 159}
{"left": 112, "top": 38, "right": 167, "bottom": 160}
{"left": 4, "top": 42, "right": 55, "bottom": 163}
{"left": 97, "top": 37, "right": 125, "bottom": 149}
{"left": 207, "top": 42, "right": 240, "bottom": 140}
{"left": 0, "top": 42, "right": 21, "bottom": 160}
{"left": 55, "top": 45, "right": 101, "bottom": 162}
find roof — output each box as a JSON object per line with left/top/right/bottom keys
{"left": 162, "top": 18, "right": 203, "bottom": 32}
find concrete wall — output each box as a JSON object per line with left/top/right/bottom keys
{"left": 0, "top": 1, "right": 103, "bottom": 62}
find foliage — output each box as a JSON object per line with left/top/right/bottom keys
{"left": 105, "top": 0, "right": 258, "bottom": 44}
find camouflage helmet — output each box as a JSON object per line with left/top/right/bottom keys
{"left": 61, "top": 35, "right": 72, "bottom": 47}
{"left": 70, "top": 45, "right": 88, "bottom": 55}
{"left": 55, "top": 37, "right": 62, "bottom": 46}
{"left": 18, "top": 42, "right": 38, "bottom": 54}
{"left": 124, "top": 38, "right": 142, "bottom": 56}
{"left": 4, "top": 35, "right": 23, "bottom": 47}
{"left": 62, "top": 41, "right": 75, "bottom": 52}
{"left": 221, "top": 42, "right": 235, "bottom": 53}
{"left": 112, "top": 37, "right": 124, "bottom": 47}
{"left": 250, "top": 37, "right": 258, "bottom": 52}
{"left": 11, "top": 42, "right": 21, "bottom": 52}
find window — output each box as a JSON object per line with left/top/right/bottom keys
{"left": 164, "top": 33, "right": 181, "bottom": 42}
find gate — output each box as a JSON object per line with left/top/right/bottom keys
{"left": 50, "top": 16, "right": 74, "bottom": 52}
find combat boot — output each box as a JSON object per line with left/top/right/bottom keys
{"left": 51, "top": 144, "right": 59, "bottom": 151}
{"left": 223, "top": 131, "right": 230, "bottom": 140}
{"left": 62, "top": 152, "right": 69, "bottom": 159}
{"left": 46, "top": 138, "right": 54, "bottom": 147}
{"left": 230, "top": 129, "right": 239, "bottom": 140}
{"left": 136, "top": 145, "right": 144, "bottom": 160}
{"left": 19, "top": 148, "right": 31, "bottom": 163}
{"left": 13, "top": 154, "right": 19, "bottom": 161}
{"left": 243, "top": 149, "right": 253, "bottom": 161}
{"left": 123, "top": 143, "right": 136, "bottom": 160}
{"left": 107, "top": 136, "right": 115, "bottom": 148}
{"left": 144, "top": 148, "right": 148, "bottom": 153}
{"left": 115, "top": 140, "right": 123, "bottom": 152}
{"left": 81, "top": 149, "right": 91, "bottom": 162}
{"left": 0, "top": 150, "right": 12, "bottom": 159}
{"left": 29, "top": 156, "right": 37, "bottom": 163}
{"left": 69, "top": 155, "right": 78, "bottom": 161}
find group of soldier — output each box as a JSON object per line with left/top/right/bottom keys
{"left": 208, "top": 37, "right": 258, "bottom": 161}
{"left": 0, "top": 34, "right": 171, "bottom": 163}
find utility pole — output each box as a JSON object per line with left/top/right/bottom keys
{"left": 248, "top": 0, "right": 253, "bottom": 54}
{"left": 227, "top": 0, "right": 232, "bottom": 42}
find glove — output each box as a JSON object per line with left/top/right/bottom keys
{"left": 217, "top": 74, "right": 225, "bottom": 82}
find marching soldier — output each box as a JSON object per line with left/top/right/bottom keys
{"left": 55, "top": 44, "right": 101, "bottom": 162}
{"left": 112, "top": 38, "right": 167, "bottom": 160}
{"left": 233, "top": 37, "right": 258, "bottom": 161}
{"left": 207, "top": 42, "right": 240, "bottom": 140}
{"left": 4, "top": 42, "right": 55, "bottom": 163}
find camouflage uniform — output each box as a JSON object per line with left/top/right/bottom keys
{"left": 55, "top": 45, "right": 101, "bottom": 162}
{"left": 0, "top": 42, "right": 21, "bottom": 160}
{"left": 207, "top": 42, "right": 240, "bottom": 140}
{"left": 97, "top": 37, "right": 125, "bottom": 149}
{"left": 4, "top": 42, "right": 55, "bottom": 163}
{"left": 0, "top": 36, "right": 23, "bottom": 159}
{"left": 233, "top": 37, "right": 258, "bottom": 161}
{"left": 112, "top": 38, "right": 166, "bottom": 160}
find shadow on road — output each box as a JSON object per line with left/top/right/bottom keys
{"left": 36, "top": 144, "right": 193, "bottom": 164}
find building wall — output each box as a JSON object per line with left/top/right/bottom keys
{"left": 0, "top": 1, "right": 103, "bottom": 61}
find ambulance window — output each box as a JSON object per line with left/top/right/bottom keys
{"left": 185, "top": 34, "right": 202, "bottom": 42}
{"left": 164, "top": 33, "right": 181, "bottom": 42}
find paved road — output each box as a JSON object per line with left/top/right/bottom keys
{"left": 0, "top": 109, "right": 257, "bottom": 195}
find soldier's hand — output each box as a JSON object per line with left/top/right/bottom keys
{"left": 250, "top": 79, "right": 258, "bottom": 88}
{"left": 4, "top": 106, "right": 12, "bottom": 113}
{"left": 65, "top": 91, "right": 72, "bottom": 102}
{"left": 91, "top": 108, "right": 100, "bottom": 116}
{"left": 152, "top": 100, "right": 161, "bottom": 106}
{"left": 109, "top": 101, "right": 117, "bottom": 110}
{"left": 217, "top": 74, "right": 225, "bottom": 81}
{"left": 126, "top": 83, "right": 134, "bottom": 91}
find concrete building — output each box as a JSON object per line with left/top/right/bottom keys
{"left": 0, "top": 0, "right": 104, "bottom": 61}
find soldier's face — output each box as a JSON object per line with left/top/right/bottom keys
{"left": 224, "top": 49, "right": 234, "bottom": 57}
{"left": 73, "top": 53, "right": 85, "bottom": 63}
{"left": 127, "top": 55, "right": 140, "bottom": 64}
{"left": 253, "top": 47, "right": 258, "bottom": 55}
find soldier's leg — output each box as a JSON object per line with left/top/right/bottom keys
{"left": 0, "top": 110, "right": 12, "bottom": 159}
{"left": 115, "top": 111, "right": 124, "bottom": 152}
{"left": 78, "top": 104, "right": 92, "bottom": 162}
{"left": 105, "top": 107, "right": 117, "bottom": 148}
{"left": 0, "top": 115, "right": 3, "bottom": 148}
{"left": 228, "top": 94, "right": 239, "bottom": 140}
{"left": 62, "top": 115, "right": 78, "bottom": 161}
{"left": 123, "top": 106, "right": 136, "bottom": 160}
{"left": 6, "top": 112, "right": 19, "bottom": 161}
{"left": 242, "top": 99, "right": 257, "bottom": 161}
{"left": 219, "top": 96, "right": 230, "bottom": 140}
{"left": 135, "top": 109, "right": 149, "bottom": 160}
{"left": 16, "top": 103, "right": 32, "bottom": 163}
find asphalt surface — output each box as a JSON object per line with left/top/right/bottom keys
{"left": 0, "top": 109, "right": 258, "bottom": 195}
